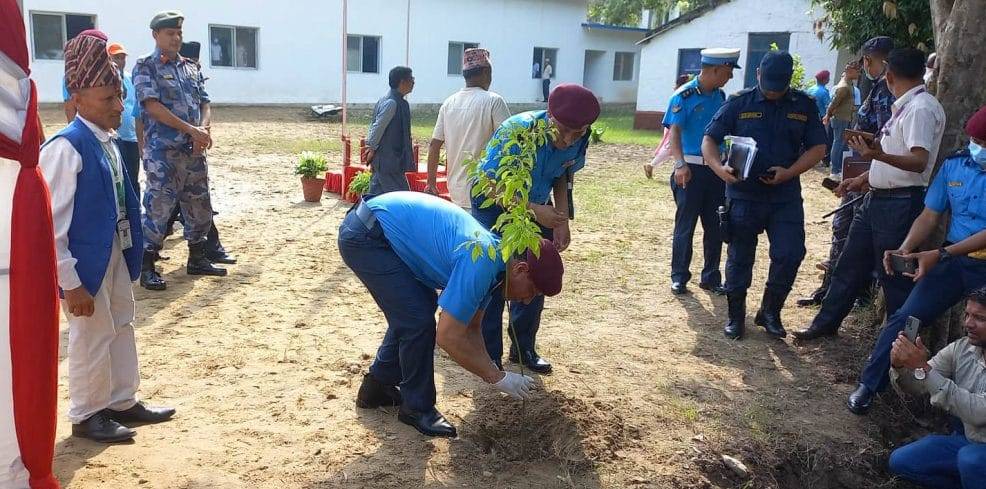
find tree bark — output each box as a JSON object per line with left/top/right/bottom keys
{"left": 927, "top": 0, "right": 986, "bottom": 346}
{"left": 930, "top": 0, "right": 986, "bottom": 158}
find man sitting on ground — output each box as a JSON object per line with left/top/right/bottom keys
{"left": 888, "top": 286, "right": 986, "bottom": 489}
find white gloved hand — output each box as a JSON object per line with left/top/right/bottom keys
{"left": 493, "top": 371, "right": 536, "bottom": 400}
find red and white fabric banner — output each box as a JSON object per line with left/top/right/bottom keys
{"left": 0, "top": 0, "right": 62, "bottom": 487}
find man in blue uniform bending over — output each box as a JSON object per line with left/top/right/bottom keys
{"left": 341, "top": 192, "right": 564, "bottom": 437}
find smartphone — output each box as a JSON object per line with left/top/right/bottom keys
{"left": 904, "top": 316, "right": 921, "bottom": 342}
{"left": 890, "top": 254, "right": 918, "bottom": 275}
{"left": 843, "top": 129, "right": 875, "bottom": 143}
{"left": 821, "top": 178, "right": 839, "bottom": 191}
{"left": 760, "top": 170, "right": 777, "bottom": 181}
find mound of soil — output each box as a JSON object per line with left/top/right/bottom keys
{"left": 465, "top": 389, "right": 641, "bottom": 466}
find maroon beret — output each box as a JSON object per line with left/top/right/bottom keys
{"left": 815, "top": 70, "right": 830, "bottom": 82}
{"left": 526, "top": 239, "right": 564, "bottom": 297}
{"left": 548, "top": 83, "right": 600, "bottom": 128}
{"left": 965, "top": 106, "right": 986, "bottom": 141}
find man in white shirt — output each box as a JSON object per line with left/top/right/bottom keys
{"left": 41, "top": 30, "right": 174, "bottom": 443}
{"left": 426, "top": 48, "right": 510, "bottom": 208}
{"left": 796, "top": 48, "right": 946, "bottom": 349}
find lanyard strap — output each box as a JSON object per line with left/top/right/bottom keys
{"left": 99, "top": 139, "right": 126, "bottom": 217}
{"left": 882, "top": 88, "right": 926, "bottom": 136}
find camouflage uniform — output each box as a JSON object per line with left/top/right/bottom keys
{"left": 133, "top": 48, "right": 213, "bottom": 250}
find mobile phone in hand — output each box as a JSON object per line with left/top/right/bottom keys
{"left": 821, "top": 178, "right": 839, "bottom": 191}
{"left": 760, "top": 170, "right": 776, "bottom": 181}
{"left": 890, "top": 254, "right": 918, "bottom": 275}
{"left": 904, "top": 316, "right": 921, "bottom": 342}
{"left": 843, "top": 129, "right": 875, "bottom": 143}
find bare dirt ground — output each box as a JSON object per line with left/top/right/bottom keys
{"left": 38, "top": 106, "right": 926, "bottom": 488}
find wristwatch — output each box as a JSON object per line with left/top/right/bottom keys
{"left": 938, "top": 247, "right": 952, "bottom": 262}
{"left": 913, "top": 366, "right": 929, "bottom": 380}
{"left": 674, "top": 159, "right": 688, "bottom": 170}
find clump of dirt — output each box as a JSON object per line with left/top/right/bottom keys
{"left": 466, "top": 390, "right": 640, "bottom": 466}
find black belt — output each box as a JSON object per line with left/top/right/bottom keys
{"left": 354, "top": 200, "right": 378, "bottom": 230}
{"left": 870, "top": 186, "right": 925, "bottom": 199}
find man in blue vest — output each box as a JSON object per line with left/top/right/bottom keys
{"left": 665, "top": 48, "right": 740, "bottom": 296}
{"left": 473, "top": 83, "right": 599, "bottom": 374}
{"left": 343, "top": 192, "right": 563, "bottom": 437}
{"left": 364, "top": 66, "right": 416, "bottom": 194}
{"left": 39, "top": 30, "right": 174, "bottom": 443}
{"left": 703, "top": 51, "right": 828, "bottom": 340}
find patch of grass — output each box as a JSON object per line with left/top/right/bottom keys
{"left": 244, "top": 136, "right": 343, "bottom": 155}
{"left": 593, "top": 107, "right": 664, "bottom": 147}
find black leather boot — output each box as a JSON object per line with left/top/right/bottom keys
{"left": 205, "top": 224, "right": 237, "bottom": 264}
{"left": 140, "top": 250, "right": 167, "bottom": 290}
{"left": 755, "top": 289, "right": 789, "bottom": 338}
{"left": 355, "top": 373, "right": 402, "bottom": 409}
{"left": 187, "top": 241, "right": 227, "bottom": 276}
{"left": 724, "top": 292, "right": 746, "bottom": 339}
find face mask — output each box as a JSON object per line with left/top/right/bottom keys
{"left": 970, "top": 142, "right": 986, "bottom": 168}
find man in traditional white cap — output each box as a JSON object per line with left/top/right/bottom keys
{"left": 426, "top": 48, "right": 511, "bottom": 208}
{"left": 665, "top": 48, "right": 740, "bottom": 297}
{"left": 40, "top": 29, "right": 174, "bottom": 443}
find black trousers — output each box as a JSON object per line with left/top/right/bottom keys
{"left": 116, "top": 139, "right": 140, "bottom": 198}
{"left": 542, "top": 79, "right": 550, "bottom": 102}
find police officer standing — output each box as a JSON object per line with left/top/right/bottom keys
{"left": 703, "top": 51, "right": 828, "bottom": 339}
{"left": 666, "top": 48, "right": 740, "bottom": 296}
{"left": 134, "top": 11, "right": 227, "bottom": 290}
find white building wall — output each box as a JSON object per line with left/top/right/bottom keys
{"left": 22, "top": 0, "right": 643, "bottom": 105}
{"left": 636, "top": 0, "right": 840, "bottom": 113}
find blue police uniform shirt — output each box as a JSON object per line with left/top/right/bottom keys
{"left": 477, "top": 111, "right": 588, "bottom": 205}
{"left": 705, "top": 87, "right": 827, "bottom": 202}
{"left": 366, "top": 192, "right": 505, "bottom": 324}
{"left": 133, "top": 48, "right": 210, "bottom": 152}
{"left": 857, "top": 78, "right": 894, "bottom": 133}
{"left": 116, "top": 75, "right": 137, "bottom": 142}
{"left": 924, "top": 152, "right": 986, "bottom": 244}
{"left": 662, "top": 77, "right": 725, "bottom": 156}
{"left": 805, "top": 83, "right": 831, "bottom": 118}
{"left": 61, "top": 77, "right": 70, "bottom": 102}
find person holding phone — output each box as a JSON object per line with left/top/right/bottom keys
{"left": 886, "top": 287, "right": 986, "bottom": 489}
{"left": 702, "top": 51, "right": 827, "bottom": 340}
{"left": 841, "top": 104, "right": 986, "bottom": 415}
{"left": 794, "top": 48, "right": 946, "bottom": 344}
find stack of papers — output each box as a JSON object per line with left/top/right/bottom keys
{"left": 724, "top": 136, "right": 758, "bottom": 181}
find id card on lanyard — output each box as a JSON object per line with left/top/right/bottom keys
{"left": 100, "top": 140, "right": 133, "bottom": 250}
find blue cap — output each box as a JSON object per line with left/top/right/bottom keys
{"left": 700, "top": 48, "right": 741, "bottom": 69}
{"left": 861, "top": 36, "right": 894, "bottom": 56}
{"left": 759, "top": 51, "right": 794, "bottom": 92}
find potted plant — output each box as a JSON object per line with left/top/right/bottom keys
{"left": 295, "top": 151, "right": 329, "bottom": 202}
{"left": 347, "top": 170, "right": 372, "bottom": 201}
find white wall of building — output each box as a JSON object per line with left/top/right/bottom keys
{"left": 22, "top": 0, "right": 644, "bottom": 105}
{"left": 636, "top": 0, "right": 840, "bottom": 113}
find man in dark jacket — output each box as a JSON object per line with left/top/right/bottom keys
{"left": 364, "top": 66, "right": 415, "bottom": 194}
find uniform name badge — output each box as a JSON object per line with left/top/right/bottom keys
{"left": 117, "top": 219, "right": 133, "bottom": 250}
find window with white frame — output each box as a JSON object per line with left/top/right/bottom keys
{"left": 448, "top": 41, "right": 479, "bottom": 75}
{"left": 30, "top": 12, "right": 96, "bottom": 60}
{"left": 209, "top": 25, "right": 259, "bottom": 69}
{"left": 613, "top": 52, "right": 635, "bottom": 81}
{"left": 347, "top": 35, "right": 380, "bottom": 74}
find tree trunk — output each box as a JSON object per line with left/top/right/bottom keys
{"left": 930, "top": 0, "right": 986, "bottom": 158}
{"left": 927, "top": 0, "right": 986, "bottom": 346}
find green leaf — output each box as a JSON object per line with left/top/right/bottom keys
{"left": 471, "top": 245, "right": 482, "bottom": 262}
{"left": 487, "top": 245, "right": 496, "bottom": 260}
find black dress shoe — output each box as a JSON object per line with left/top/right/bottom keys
{"left": 72, "top": 412, "right": 136, "bottom": 443}
{"left": 509, "top": 350, "right": 553, "bottom": 374}
{"left": 847, "top": 384, "right": 874, "bottom": 415}
{"left": 356, "top": 373, "right": 402, "bottom": 409}
{"left": 699, "top": 282, "right": 727, "bottom": 295}
{"left": 792, "top": 324, "right": 838, "bottom": 341}
{"left": 671, "top": 282, "right": 688, "bottom": 295}
{"left": 398, "top": 406, "right": 457, "bottom": 437}
{"left": 106, "top": 402, "right": 175, "bottom": 424}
